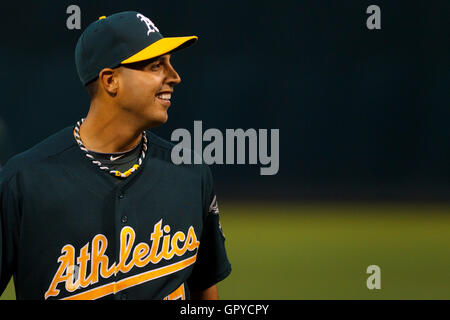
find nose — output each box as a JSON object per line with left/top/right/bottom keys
{"left": 166, "top": 62, "right": 181, "bottom": 86}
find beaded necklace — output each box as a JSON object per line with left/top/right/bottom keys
{"left": 73, "top": 118, "right": 147, "bottom": 178}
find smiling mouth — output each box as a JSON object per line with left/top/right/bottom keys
{"left": 156, "top": 92, "right": 172, "bottom": 102}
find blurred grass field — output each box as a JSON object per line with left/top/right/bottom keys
{"left": 2, "top": 202, "right": 450, "bottom": 300}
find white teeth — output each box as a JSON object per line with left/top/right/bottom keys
{"left": 157, "top": 93, "right": 171, "bottom": 100}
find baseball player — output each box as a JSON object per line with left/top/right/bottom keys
{"left": 0, "top": 11, "right": 231, "bottom": 300}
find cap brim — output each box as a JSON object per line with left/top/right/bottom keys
{"left": 121, "top": 36, "right": 198, "bottom": 64}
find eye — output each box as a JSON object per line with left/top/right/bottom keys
{"left": 150, "top": 62, "right": 162, "bottom": 70}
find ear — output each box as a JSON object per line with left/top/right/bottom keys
{"left": 98, "top": 68, "right": 118, "bottom": 97}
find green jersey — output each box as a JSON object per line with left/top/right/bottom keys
{"left": 0, "top": 126, "right": 231, "bottom": 300}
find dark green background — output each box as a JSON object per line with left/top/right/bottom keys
{"left": 1, "top": 0, "right": 449, "bottom": 200}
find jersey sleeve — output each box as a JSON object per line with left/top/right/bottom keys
{"left": 0, "top": 170, "right": 19, "bottom": 295}
{"left": 186, "top": 165, "right": 232, "bottom": 292}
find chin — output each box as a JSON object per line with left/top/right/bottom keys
{"left": 145, "top": 112, "right": 168, "bottom": 129}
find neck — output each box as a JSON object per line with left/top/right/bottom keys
{"left": 77, "top": 102, "right": 144, "bottom": 153}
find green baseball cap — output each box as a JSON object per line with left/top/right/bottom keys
{"left": 75, "top": 11, "right": 198, "bottom": 85}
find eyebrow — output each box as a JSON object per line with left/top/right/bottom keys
{"left": 152, "top": 56, "right": 165, "bottom": 63}
{"left": 140, "top": 55, "right": 167, "bottom": 68}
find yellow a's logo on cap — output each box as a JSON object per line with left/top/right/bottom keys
{"left": 98, "top": 16, "right": 106, "bottom": 20}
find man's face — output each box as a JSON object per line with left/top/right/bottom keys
{"left": 116, "top": 54, "right": 181, "bottom": 127}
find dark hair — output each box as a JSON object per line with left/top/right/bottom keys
{"left": 85, "top": 78, "right": 99, "bottom": 99}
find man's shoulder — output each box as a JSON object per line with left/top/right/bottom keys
{"left": 0, "top": 126, "right": 75, "bottom": 181}
{"left": 145, "top": 130, "right": 176, "bottom": 151}
{"left": 145, "top": 130, "right": 210, "bottom": 175}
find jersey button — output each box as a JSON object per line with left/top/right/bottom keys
{"left": 121, "top": 216, "right": 128, "bottom": 223}
{"left": 118, "top": 192, "right": 124, "bottom": 199}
